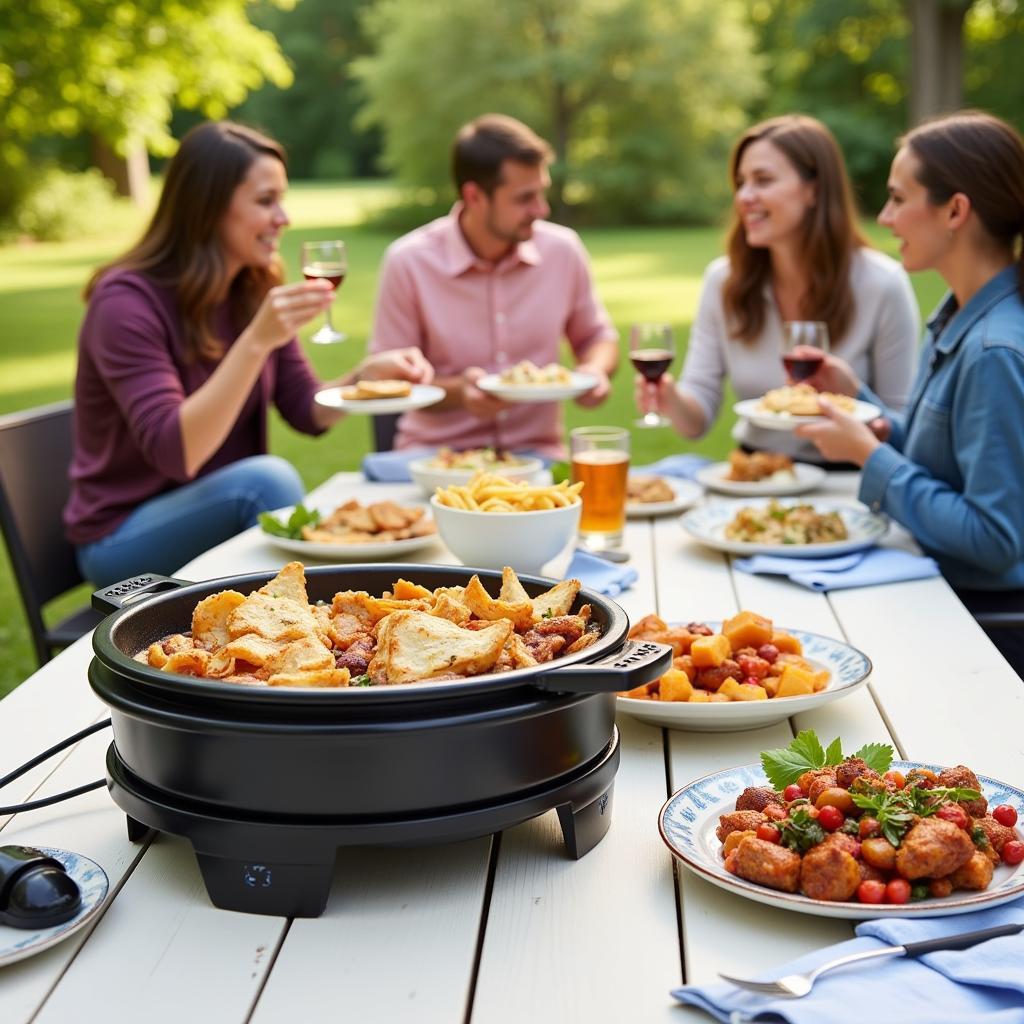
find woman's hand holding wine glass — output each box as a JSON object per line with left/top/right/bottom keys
{"left": 630, "top": 323, "right": 675, "bottom": 428}
{"left": 301, "top": 240, "right": 348, "bottom": 344}
{"left": 781, "top": 320, "right": 830, "bottom": 382}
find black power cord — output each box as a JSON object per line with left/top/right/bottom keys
{"left": 0, "top": 719, "right": 111, "bottom": 815}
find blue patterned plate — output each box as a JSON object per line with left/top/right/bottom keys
{"left": 0, "top": 847, "right": 109, "bottom": 966}
{"left": 617, "top": 624, "right": 871, "bottom": 732}
{"left": 681, "top": 498, "right": 888, "bottom": 557}
{"left": 660, "top": 761, "right": 1024, "bottom": 918}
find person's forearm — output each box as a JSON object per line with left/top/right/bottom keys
{"left": 178, "top": 334, "right": 271, "bottom": 476}
{"left": 578, "top": 337, "right": 618, "bottom": 376}
{"left": 424, "top": 374, "right": 466, "bottom": 412}
{"left": 665, "top": 386, "right": 707, "bottom": 439}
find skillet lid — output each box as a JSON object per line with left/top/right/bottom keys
{"left": 90, "top": 563, "right": 635, "bottom": 706}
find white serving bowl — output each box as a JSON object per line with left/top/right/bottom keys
{"left": 409, "top": 455, "right": 544, "bottom": 496}
{"left": 429, "top": 496, "right": 581, "bottom": 575}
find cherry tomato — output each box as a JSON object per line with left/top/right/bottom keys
{"left": 859, "top": 816, "right": 881, "bottom": 839}
{"left": 993, "top": 804, "right": 1019, "bottom": 828}
{"left": 783, "top": 784, "right": 804, "bottom": 803}
{"left": 756, "top": 643, "right": 779, "bottom": 664}
{"left": 936, "top": 804, "right": 969, "bottom": 830}
{"left": 885, "top": 879, "right": 912, "bottom": 904}
{"left": 857, "top": 880, "right": 886, "bottom": 904}
{"left": 756, "top": 823, "right": 782, "bottom": 844}
{"left": 883, "top": 770, "right": 906, "bottom": 789}
{"left": 1002, "top": 840, "right": 1024, "bottom": 866}
{"left": 763, "top": 804, "right": 788, "bottom": 822}
{"left": 818, "top": 805, "right": 845, "bottom": 832}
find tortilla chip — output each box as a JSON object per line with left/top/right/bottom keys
{"left": 257, "top": 561, "right": 310, "bottom": 607}
{"left": 268, "top": 667, "right": 351, "bottom": 688}
{"left": 429, "top": 592, "right": 472, "bottom": 625}
{"left": 192, "top": 590, "right": 247, "bottom": 650}
{"left": 161, "top": 650, "right": 211, "bottom": 676}
{"left": 464, "top": 575, "right": 534, "bottom": 631}
{"left": 498, "top": 566, "right": 531, "bottom": 605}
{"left": 565, "top": 631, "right": 599, "bottom": 655}
{"left": 369, "top": 610, "right": 512, "bottom": 684}
{"left": 505, "top": 633, "right": 538, "bottom": 669}
{"left": 264, "top": 636, "right": 335, "bottom": 676}
{"left": 432, "top": 585, "right": 467, "bottom": 603}
{"left": 531, "top": 579, "right": 581, "bottom": 621}
{"left": 146, "top": 643, "right": 169, "bottom": 669}
{"left": 206, "top": 634, "right": 283, "bottom": 677}
{"left": 391, "top": 579, "right": 433, "bottom": 600}
{"left": 227, "top": 592, "right": 317, "bottom": 643}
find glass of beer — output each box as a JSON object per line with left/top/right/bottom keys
{"left": 570, "top": 426, "right": 630, "bottom": 547}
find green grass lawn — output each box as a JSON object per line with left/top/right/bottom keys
{"left": 0, "top": 181, "right": 947, "bottom": 697}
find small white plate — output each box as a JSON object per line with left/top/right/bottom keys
{"left": 626, "top": 477, "right": 703, "bottom": 518}
{"left": 681, "top": 498, "right": 888, "bottom": 558}
{"left": 734, "top": 397, "right": 881, "bottom": 432}
{"left": 661, "top": 762, "right": 1024, "bottom": 918}
{"left": 475, "top": 371, "right": 598, "bottom": 403}
{"left": 0, "top": 847, "right": 109, "bottom": 966}
{"left": 696, "top": 461, "right": 827, "bottom": 497}
{"left": 314, "top": 383, "right": 445, "bottom": 415}
{"left": 617, "top": 624, "right": 871, "bottom": 732}
{"left": 260, "top": 505, "right": 440, "bottom": 561}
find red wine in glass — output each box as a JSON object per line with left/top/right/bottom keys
{"left": 300, "top": 240, "right": 348, "bottom": 343}
{"left": 303, "top": 264, "right": 346, "bottom": 290}
{"left": 782, "top": 350, "right": 825, "bottom": 382}
{"left": 631, "top": 349, "right": 674, "bottom": 382}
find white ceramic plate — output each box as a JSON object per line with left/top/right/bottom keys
{"left": 696, "top": 461, "right": 827, "bottom": 497}
{"left": 260, "top": 505, "right": 440, "bottom": 561}
{"left": 617, "top": 624, "right": 871, "bottom": 732}
{"left": 661, "top": 761, "right": 1024, "bottom": 918}
{"left": 313, "top": 383, "right": 445, "bottom": 415}
{"left": 0, "top": 847, "right": 109, "bottom": 966}
{"left": 734, "top": 397, "right": 881, "bottom": 432}
{"left": 408, "top": 455, "right": 544, "bottom": 496}
{"left": 626, "top": 477, "right": 703, "bottom": 519}
{"left": 681, "top": 498, "right": 888, "bottom": 558}
{"left": 475, "top": 371, "right": 598, "bottom": 403}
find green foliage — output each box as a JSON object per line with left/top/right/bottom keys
{"left": 0, "top": 0, "right": 295, "bottom": 165}
{"left": 353, "top": 0, "right": 764, "bottom": 224}
{"left": 8, "top": 166, "right": 123, "bottom": 242}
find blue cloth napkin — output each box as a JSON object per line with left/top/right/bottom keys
{"left": 733, "top": 548, "right": 941, "bottom": 592}
{"left": 563, "top": 549, "right": 638, "bottom": 597}
{"left": 631, "top": 453, "right": 712, "bottom": 481}
{"left": 672, "top": 897, "right": 1024, "bottom": 1024}
{"left": 361, "top": 448, "right": 436, "bottom": 482}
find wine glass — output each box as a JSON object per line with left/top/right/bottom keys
{"left": 781, "top": 321, "right": 829, "bottom": 382}
{"left": 630, "top": 323, "right": 675, "bottom": 427}
{"left": 301, "top": 240, "right": 347, "bottom": 344}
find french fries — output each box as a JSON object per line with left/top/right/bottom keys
{"left": 433, "top": 472, "right": 583, "bottom": 513}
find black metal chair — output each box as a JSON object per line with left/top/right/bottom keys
{"left": 0, "top": 401, "right": 103, "bottom": 666}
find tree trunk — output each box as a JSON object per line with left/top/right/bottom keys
{"left": 549, "top": 81, "right": 571, "bottom": 223}
{"left": 908, "top": 0, "right": 971, "bottom": 127}
{"left": 90, "top": 135, "right": 151, "bottom": 205}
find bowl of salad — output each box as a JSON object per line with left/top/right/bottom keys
{"left": 409, "top": 448, "right": 544, "bottom": 495}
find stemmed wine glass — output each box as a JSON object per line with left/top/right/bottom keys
{"left": 301, "top": 240, "right": 347, "bottom": 344}
{"left": 781, "top": 321, "right": 829, "bottom": 382}
{"left": 630, "top": 323, "right": 675, "bottom": 428}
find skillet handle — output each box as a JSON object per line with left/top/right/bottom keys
{"left": 531, "top": 640, "right": 673, "bottom": 695}
{"left": 92, "top": 574, "right": 193, "bottom": 614}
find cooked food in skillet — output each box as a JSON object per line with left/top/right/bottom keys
{"left": 620, "top": 610, "right": 827, "bottom": 703}
{"left": 724, "top": 500, "right": 848, "bottom": 545}
{"left": 719, "top": 731, "right": 1024, "bottom": 905}
{"left": 138, "top": 562, "right": 599, "bottom": 688}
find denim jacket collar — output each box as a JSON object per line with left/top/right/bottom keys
{"left": 928, "top": 265, "right": 1019, "bottom": 355}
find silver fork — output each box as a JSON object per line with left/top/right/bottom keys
{"left": 719, "top": 922, "right": 1024, "bottom": 998}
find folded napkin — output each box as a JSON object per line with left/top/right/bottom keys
{"left": 361, "top": 448, "right": 436, "bottom": 483}
{"left": 672, "top": 897, "right": 1024, "bottom": 1024}
{"left": 733, "top": 548, "right": 940, "bottom": 592}
{"left": 631, "top": 453, "right": 712, "bottom": 481}
{"left": 564, "top": 549, "right": 638, "bottom": 597}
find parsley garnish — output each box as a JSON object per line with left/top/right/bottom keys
{"left": 760, "top": 730, "right": 894, "bottom": 790}
{"left": 259, "top": 503, "right": 321, "bottom": 539}
{"left": 849, "top": 780, "right": 983, "bottom": 847}
{"left": 350, "top": 674, "right": 373, "bottom": 687}
{"left": 541, "top": 609, "right": 554, "bottom": 619}
{"left": 780, "top": 805, "right": 825, "bottom": 852}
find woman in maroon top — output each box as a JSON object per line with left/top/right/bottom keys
{"left": 65, "top": 121, "right": 430, "bottom": 585}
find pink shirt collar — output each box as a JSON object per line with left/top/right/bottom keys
{"left": 442, "top": 203, "right": 542, "bottom": 277}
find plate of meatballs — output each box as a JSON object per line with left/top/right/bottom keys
{"left": 660, "top": 756, "right": 1024, "bottom": 918}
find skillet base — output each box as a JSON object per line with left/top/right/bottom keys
{"left": 106, "top": 730, "right": 620, "bottom": 918}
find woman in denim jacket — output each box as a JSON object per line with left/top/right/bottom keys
{"left": 796, "top": 111, "right": 1024, "bottom": 672}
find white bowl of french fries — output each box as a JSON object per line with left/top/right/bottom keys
{"left": 430, "top": 473, "right": 582, "bottom": 575}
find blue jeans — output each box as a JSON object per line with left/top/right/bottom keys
{"left": 77, "top": 455, "right": 305, "bottom": 587}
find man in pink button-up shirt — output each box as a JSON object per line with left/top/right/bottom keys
{"left": 369, "top": 114, "right": 619, "bottom": 458}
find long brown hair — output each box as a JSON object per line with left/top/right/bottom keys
{"left": 722, "top": 115, "right": 868, "bottom": 345}
{"left": 86, "top": 121, "right": 287, "bottom": 361}
{"left": 903, "top": 110, "right": 1024, "bottom": 297}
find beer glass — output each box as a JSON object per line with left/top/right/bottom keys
{"left": 570, "top": 426, "right": 630, "bottom": 547}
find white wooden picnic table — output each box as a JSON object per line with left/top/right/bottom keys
{"left": 1, "top": 470, "right": 1021, "bottom": 1024}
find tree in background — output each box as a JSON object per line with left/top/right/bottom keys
{"left": 0, "top": 0, "right": 294, "bottom": 211}
{"left": 234, "top": 0, "right": 381, "bottom": 180}
{"left": 353, "top": 0, "right": 763, "bottom": 225}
